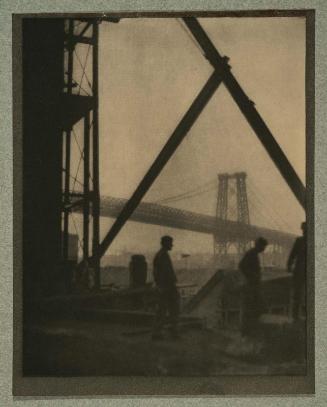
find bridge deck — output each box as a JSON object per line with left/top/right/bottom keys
{"left": 94, "top": 196, "right": 296, "bottom": 246}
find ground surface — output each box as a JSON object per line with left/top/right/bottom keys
{"left": 24, "top": 318, "right": 306, "bottom": 377}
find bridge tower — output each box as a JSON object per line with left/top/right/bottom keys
{"left": 235, "top": 172, "right": 250, "bottom": 252}
{"left": 214, "top": 172, "right": 251, "bottom": 267}
{"left": 215, "top": 173, "right": 229, "bottom": 255}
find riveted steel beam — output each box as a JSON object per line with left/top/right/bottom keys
{"left": 183, "top": 17, "right": 305, "bottom": 209}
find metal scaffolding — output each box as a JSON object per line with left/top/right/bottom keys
{"left": 60, "top": 16, "right": 305, "bottom": 287}
{"left": 61, "top": 18, "right": 100, "bottom": 289}
{"left": 89, "top": 17, "right": 305, "bottom": 268}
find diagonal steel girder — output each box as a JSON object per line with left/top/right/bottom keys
{"left": 183, "top": 17, "right": 306, "bottom": 209}
{"left": 90, "top": 72, "right": 223, "bottom": 262}
{"left": 91, "top": 17, "right": 305, "bottom": 264}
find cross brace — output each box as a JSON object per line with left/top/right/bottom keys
{"left": 90, "top": 17, "right": 306, "bottom": 265}
{"left": 91, "top": 72, "right": 223, "bottom": 261}
{"left": 183, "top": 17, "right": 305, "bottom": 208}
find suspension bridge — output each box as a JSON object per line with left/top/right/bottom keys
{"left": 99, "top": 195, "right": 295, "bottom": 246}
{"left": 70, "top": 173, "right": 297, "bottom": 251}
{"left": 23, "top": 16, "right": 306, "bottom": 291}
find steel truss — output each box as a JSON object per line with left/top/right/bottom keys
{"left": 214, "top": 172, "right": 251, "bottom": 259}
{"left": 89, "top": 17, "right": 305, "bottom": 269}
{"left": 61, "top": 17, "right": 305, "bottom": 285}
{"left": 61, "top": 18, "right": 100, "bottom": 289}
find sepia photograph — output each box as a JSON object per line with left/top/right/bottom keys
{"left": 12, "top": 9, "right": 315, "bottom": 396}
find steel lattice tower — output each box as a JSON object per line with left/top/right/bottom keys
{"left": 215, "top": 173, "right": 229, "bottom": 255}
{"left": 214, "top": 172, "right": 251, "bottom": 265}
{"left": 235, "top": 172, "right": 250, "bottom": 253}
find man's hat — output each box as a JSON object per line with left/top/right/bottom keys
{"left": 255, "top": 237, "right": 268, "bottom": 247}
{"left": 161, "top": 235, "right": 173, "bottom": 245}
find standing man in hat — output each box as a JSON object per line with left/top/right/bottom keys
{"left": 239, "top": 237, "right": 268, "bottom": 338}
{"left": 152, "top": 235, "right": 180, "bottom": 340}
{"left": 287, "top": 222, "right": 307, "bottom": 321}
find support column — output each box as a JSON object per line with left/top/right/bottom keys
{"left": 92, "top": 20, "right": 101, "bottom": 290}
{"left": 62, "top": 19, "right": 74, "bottom": 263}
{"left": 63, "top": 129, "right": 71, "bottom": 262}
{"left": 83, "top": 112, "right": 90, "bottom": 261}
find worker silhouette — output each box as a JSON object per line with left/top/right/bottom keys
{"left": 287, "top": 221, "right": 307, "bottom": 321}
{"left": 152, "top": 235, "right": 180, "bottom": 340}
{"left": 239, "top": 237, "right": 268, "bottom": 337}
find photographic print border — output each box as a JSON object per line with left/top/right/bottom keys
{"left": 0, "top": 0, "right": 326, "bottom": 404}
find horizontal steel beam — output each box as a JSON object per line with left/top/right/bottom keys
{"left": 64, "top": 34, "right": 95, "bottom": 45}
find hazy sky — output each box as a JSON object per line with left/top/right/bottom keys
{"left": 71, "top": 17, "right": 306, "bottom": 256}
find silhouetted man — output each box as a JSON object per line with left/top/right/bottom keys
{"left": 239, "top": 237, "right": 268, "bottom": 337}
{"left": 152, "top": 235, "right": 180, "bottom": 340}
{"left": 287, "top": 222, "right": 307, "bottom": 320}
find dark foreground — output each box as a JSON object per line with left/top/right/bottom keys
{"left": 24, "top": 315, "right": 306, "bottom": 377}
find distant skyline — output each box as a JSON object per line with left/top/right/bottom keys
{"left": 71, "top": 17, "right": 306, "bottom": 256}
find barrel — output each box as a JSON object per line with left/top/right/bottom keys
{"left": 129, "top": 255, "right": 147, "bottom": 288}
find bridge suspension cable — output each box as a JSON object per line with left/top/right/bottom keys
{"left": 248, "top": 180, "right": 295, "bottom": 231}
{"left": 247, "top": 190, "right": 285, "bottom": 231}
{"left": 155, "top": 179, "right": 217, "bottom": 204}
{"left": 247, "top": 179, "right": 296, "bottom": 232}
